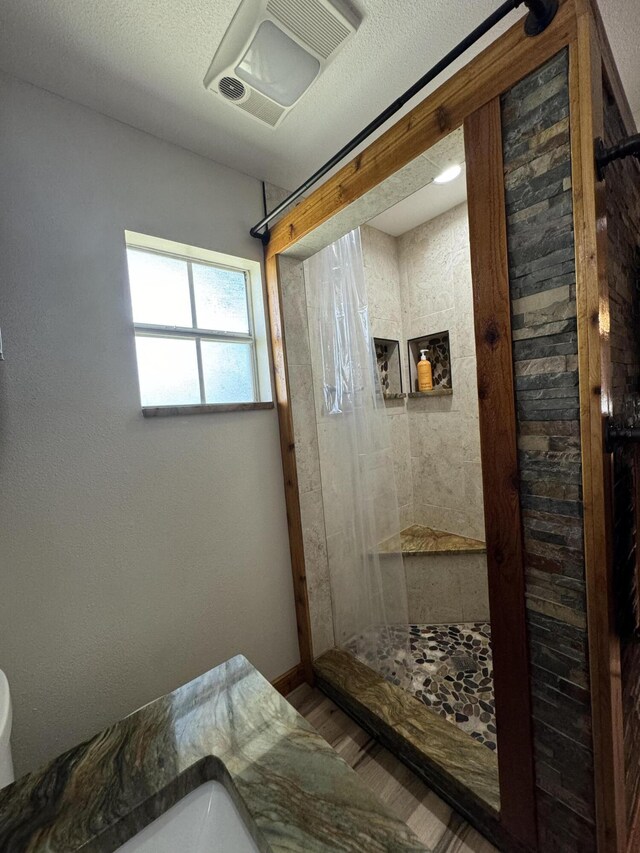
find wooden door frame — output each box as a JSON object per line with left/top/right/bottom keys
{"left": 464, "top": 97, "right": 537, "bottom": 850}
{"left": 261, "top": 1, "right": 630, "bottom": 850}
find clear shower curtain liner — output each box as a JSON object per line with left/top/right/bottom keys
{"left": 304, "top": 228, "right": 410, "bottom": 688}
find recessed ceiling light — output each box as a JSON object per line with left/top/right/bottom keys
{"left": 433, "top": 164, "right": 462, "bottom": 184}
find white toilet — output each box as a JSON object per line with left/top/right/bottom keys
{"left": 0, "top": 669, "right": 14, "bottom": 788}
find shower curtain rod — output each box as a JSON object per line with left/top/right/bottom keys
{"left": 249, "top": 0, "right": 559, "bottom": 245}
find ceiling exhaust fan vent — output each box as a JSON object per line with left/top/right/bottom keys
{"left": 219, "top": 76, "right": 246, "bottom": 101}
{"left": 265, "top": 0, "right": 350, "bottom": 59}
{"left": 204, "top": 0, "right": 361, "bottom": 128}
{"left": 237, "top": 89, "right": 286, "bottom": 126}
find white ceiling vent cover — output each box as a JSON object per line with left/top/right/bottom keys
{"left": 204, "top": 0, "right": 361, "bottom": 128}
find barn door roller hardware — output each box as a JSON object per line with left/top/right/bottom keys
{"left": 522, "top": 0, "right": 559, "bottom": 35}
{"left": 250, "top": 0, "right": 559, "bottom": 245}
{"left": 595, "top": 134, "right": 640, "bottom": 182}
{"left": 605, "top": 418, "right": 640, "bottom": 453}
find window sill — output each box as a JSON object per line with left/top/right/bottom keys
{"left": 142, "top": 402, "right": 274, "bottom": 418}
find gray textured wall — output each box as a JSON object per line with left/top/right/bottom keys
{"left": 0, "top": 73, "right": 299, "bottom": 776}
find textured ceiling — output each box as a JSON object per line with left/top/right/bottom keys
{"left": 368, "top": 169, "right": 467, "bottom": 237}
{"left": 368, "top": 130, "right": 467, "bottom": 236}
{"left": 0, "top": 1, "right": 637, "bottom": 190}
{"left": 282, "top": 127, "right": 467, "bottom": 257}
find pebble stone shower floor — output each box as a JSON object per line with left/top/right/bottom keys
{"left": 347, "top": 622, "right": 497, "bottom": 752}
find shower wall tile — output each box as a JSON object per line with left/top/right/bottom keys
{"left": 373, "top": 486, "right": 408, "bottom": 544}
{"left": 459, "top": 554, "right": 491, "bottom": 622}
{"left": 284, "top": 203, "right": 486, "bottom": 663}
{"left": 362, "top": 224, "right": 414, "bottom": 525}
{"left": 399, "top": 503, "right": 414, "bottom": 531}
{"left": 408, "top": 411, "right": 461, "bottom": 464}
{"left": 451, "top": 356, "right": 481, "bottom": 417}
{"left": 403, "top": 307, "right": 455, "bottom": 347}
{"left": 397, "top": 205, "right": 484, "bottom": 542}
{"left": 288, "top": 364, "right": 321, "bottom": 496}
{"left": 279, "top": 256, "right": 311, "bottom": 367}
{"left": 405, "top": 553, "right": 490, "bottom": 624}
{"left": 408, "top": 430, "right": 485, "bottom": 535}
{"left": 463, "top": 462, "right": 486, "bottom": 538}
{"left": 405, "top": 555, "right": 464, "bottom": 624}
{"left": 326, "top": 529, "right": 369, "bottom": 643}
{"left": 413, "top": 502, "right": 483, "bottom": 542}
{"left": 402, "top": 212, "right": 456, "bottom": 320}
{"left": 405, "top": 392, "right": 455, "bottom": 415}
{"left": 461, "top": 415, "right": 482, "bottom": 463}
{"left": 306, "top": 305, "right": 325, "bottom": 423}
{"left": 315, "top": 420, "right": 352, "bottom": 539}
{"left": 361, "top": 226, "right": 403, "bottom": 324}
{"left": 378, "top": 553, "right": 412, "bottom": 625}
{"left": 304, "top": 226, "right": 417, "bottom": 654}
{"left": 453, "top": 248, "right": 477, "bottom": 359}
{"left": 371, "top": 317, "right": 402, "bottom": 344}
{"left": 299, "top": 488, "right": 334, "bottom": 657}
{"left": 411, "top": 455, "right": 465, "bottom": 521}
{"left": 387, "top": 412, "right": 413, "bottom": 510}
{"left": 279, "top": 253, "right": 337, "bottom": 657}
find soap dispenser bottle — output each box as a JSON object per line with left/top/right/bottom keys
{"left": 417, "top": 349, "right": 433, "bottom": 392}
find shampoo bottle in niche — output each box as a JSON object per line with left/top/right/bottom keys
{"left": 417, "top": 349, "right": 433, "bottom": 392}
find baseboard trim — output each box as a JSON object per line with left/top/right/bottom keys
{"left": 272, "top": 662, "right": 306, "bottom": 696}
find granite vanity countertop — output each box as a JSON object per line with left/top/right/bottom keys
{"left": 0, "top": 655, "right": 427, "bottom": 852}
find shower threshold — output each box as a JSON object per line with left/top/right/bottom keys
{"left": 346, "top": 622, "right": 496, "bottom": 751}
{"left": 313, "top": 645, "right": 502, "bottom": 848}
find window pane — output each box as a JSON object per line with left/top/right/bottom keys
{"left": 135, "top": 336, "right": 200, "bottom": 406}
{"left": 201, "top": 341, "right": 254, "bottom": 404}
{"left": 192, "top": 264, "right": 249, "bottom": 334}
{"left": 127, "top": 249, "right": 193, "bottom": 327}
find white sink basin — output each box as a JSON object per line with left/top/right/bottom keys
{"left": 115, "top": 781, "right": 261, "bottom": 852}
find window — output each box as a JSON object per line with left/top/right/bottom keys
{"left": 124, "top": 232, "right": 272, "bottom": 413}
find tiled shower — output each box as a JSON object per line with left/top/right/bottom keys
{"left": 279, "top": 186, "right": 495, "bottom": 751}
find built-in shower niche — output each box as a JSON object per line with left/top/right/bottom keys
{"left": 374, "top": 338, "right": 404, "bottom": 399}
{"left": 407, "top": 331, "right": 453, "bottom": 396}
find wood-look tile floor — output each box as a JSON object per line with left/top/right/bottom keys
{"left": 287, "top": 683, "right": 498, "bottom": 853}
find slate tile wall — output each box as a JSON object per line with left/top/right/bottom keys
{"left": 603, "top": 85, "right": 640, "bottom": 830}
{"left": 501, "top": 49, "right": 597, "bottom": 852}
{"left": 603, "top": 93, "right": 640, "bottom": 421}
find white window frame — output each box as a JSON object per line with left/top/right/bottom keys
{"left": 124, "top": 231, "right": 273, "bottom": 413}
